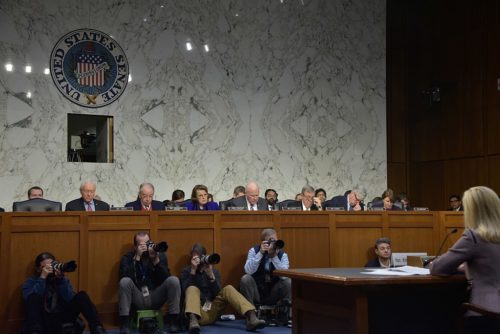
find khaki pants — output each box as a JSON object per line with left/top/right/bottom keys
{"left": 184, "top": 285, "right": 255, "bottom": 325}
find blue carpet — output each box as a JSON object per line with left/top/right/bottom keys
{"left": 87, "top": 320, "right": 291, "bottom": 333}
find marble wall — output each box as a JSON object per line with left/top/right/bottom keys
{"left": 0, "top": 0, "right": 386, "bottom": 210}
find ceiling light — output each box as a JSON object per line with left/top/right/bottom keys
{"left": 5, "top": 63, "right": 13, "bottom": 72}
{"left": 186, "top": 42, "right": 193, "bottom": 51}
{"left": 204, "top": 44, "right": 210, "bottom": 52}
{"left": 25, "top": 65, "right": 32, "bottom": 73}
{"left": 44, "top": 68, "right": 50, "bottom": 75}
{"left": 128, "top": 74, "right": 132, "bottom": 82}
{"left": 26, "top": 91, "right": 32, "bottom": 98}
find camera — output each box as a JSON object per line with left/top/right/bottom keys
{"left": 265, "top": 239, "right": 285, "bottom": 249}
{"left": 146, "top": 240, "right": 168, "bottom": 252}
{"left": 200, "top": 253, "right": 221, "bottom": 265}
{"left": 52, "top": 260, "right": 77, "bottom": 273}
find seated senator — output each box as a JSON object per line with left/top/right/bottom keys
{"left": 381, "top": 189, "right": 401, "bottom": 211}
{"left": 125, "top": 182, "right": 165, "bottom": 211}
{"left": 365, "top": 237, "right": 392, "bottom": 268}
{"left": 65, "top": 181, "right": 110, "bottom": 211}
{"left": 185, "top": 185, "right": 220, "bottom": 211}
{"left": 430, "top": 186, "right": 500, "bottom": 334}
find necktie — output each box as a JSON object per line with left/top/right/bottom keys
{"left": 86, "top": 202, "right": 93, "bottom": 211}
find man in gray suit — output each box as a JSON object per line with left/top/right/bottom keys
{"left": 228, "top": 182, "right": 268, "bottom": 210}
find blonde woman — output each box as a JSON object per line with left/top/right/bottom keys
{"left": 430, "top": 186, "right": 500, "bottom": 333}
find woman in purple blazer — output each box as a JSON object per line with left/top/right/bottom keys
{"left": 185, "top": 185, "right": 220, "bottom": 211}
{"left": 430, "top": 186, "right": 500, "bottom": 333}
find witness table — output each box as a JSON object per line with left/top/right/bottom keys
{"left": 275, "top": 268, "right": 467, "bottom": 334}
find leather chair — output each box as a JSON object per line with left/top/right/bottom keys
{"left": 278, "top": 199, "right": 296, "bottom": 210}
{"left": 13, "top": 198, "right": 62, "bottom": 212}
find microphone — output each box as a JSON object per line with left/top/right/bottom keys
{"left": 423, "top": 228, "right": 458, "bottom": 267}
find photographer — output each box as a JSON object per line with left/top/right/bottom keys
{"left": 22, "top": 252, "right": 106, "bottom": 334}
{"left": 181, "top": 243, "right": 266, "bottom": 333}
{"left": 118, "top": 232, "right": 181, "bottom": 334}
{"left": 240, "top": 229, "right": 291, "bottom": 308}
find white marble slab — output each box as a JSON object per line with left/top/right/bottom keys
{"left": 0, "top": 0, "right": 386, "bottom": 209}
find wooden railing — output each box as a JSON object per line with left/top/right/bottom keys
{"left": 0, "top": 211, "right": 464, "bottom": 332}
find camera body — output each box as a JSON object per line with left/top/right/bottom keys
{"left": 200, "top": 253, "right": 221, "bottom": 265}
{"left": 52, "top": 260, "right": 77, "bottom": 273}
{"left": 264, "top": 239, "right": 285, "bottom": 249}
{"left": 146, "top": 240, "right": 168, "bottom": 252}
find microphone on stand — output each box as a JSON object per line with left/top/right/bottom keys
{"left": 423, "top": 228, "right": 458, "bottom": 267}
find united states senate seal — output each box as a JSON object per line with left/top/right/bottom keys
{"left": 50, "top": 28, "right": 129, "bottom": 108}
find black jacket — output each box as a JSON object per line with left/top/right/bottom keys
{"left": 119, "top": 251, "right": 170, "bottom": 290}
{"left": 180, "top": 266, "right": 221, "bottom": 303}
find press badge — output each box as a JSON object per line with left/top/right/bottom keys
{"left": 202, "top": 301, "right": 212, "bottom": 312}
{"left": 141, "top": 286, "right": 150, "bottom": 297}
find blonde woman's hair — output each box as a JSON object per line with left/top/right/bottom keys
{"left": 463, "top": 186, "right": 500, "bottom": 242}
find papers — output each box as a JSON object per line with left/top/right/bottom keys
{"left": 362, "top": 266, "right": 430, "bottom": 276}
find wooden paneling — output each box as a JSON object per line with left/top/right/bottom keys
{"left": 387, "top": 0, "right": 498, "bottom": 208}
{"left": 487, "top": 155, "right": 500, "bottom": 194}
{"left": 333, "top": 228, "right": 381, "bottom": 267}
{"left": 0, "top": 211, "right": 463, "bottom": 333}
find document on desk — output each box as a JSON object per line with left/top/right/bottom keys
{"left": 362, "top": 266, "right": 430, "bottom": 276}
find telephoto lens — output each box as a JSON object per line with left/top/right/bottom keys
{"left": 52, "top": 260, "right": 77, "bottom": 272}
{"left": 200, "top": 253, "right": 221, "bottom": 265}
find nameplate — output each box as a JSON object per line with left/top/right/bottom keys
{"left": 282, "top": 207, "right": 301, "bottom": 211}
{"left": 369, "top": 207, "right": 385, "bottom": 211}
{"left": 413, "top": 207, "right": 430, "bottom": 211}
{"left": 228, "top": 206, "right": 246, "bottom": 211}
{"left": 166, "top": 206, "right": 187, "bottom": 211}
{"left": 325, "top": 207, "right": 345, "bottom": 211}
{"left": 391, "top": 252, "right": 428, "bottom": 266}
{"left": 110, "top": 206, "right": 134, "bottom": 211}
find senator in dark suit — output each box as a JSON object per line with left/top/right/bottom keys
{"left": 324, "top": 190, "right": 365, "bottom": 211}
{"left": 285, "top": 185, "right": 321, "bottom": 211}
{"left": 227, "top": 181, "right": 268, "bottom": 210}
{"left": 125, "top": 182, "right": 165, "bottom": 211}
{"left": 65, "top": 181, "right": 110, "bottom": 211}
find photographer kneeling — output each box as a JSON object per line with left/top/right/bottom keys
{"left": 181, "top": 243, "right": 266, "bottom": 333}
{"left": 22, "top": 252, "right": 106, "bottom": 334}
{"left": 240, "top": 229, "right": 291, "bottom": 308}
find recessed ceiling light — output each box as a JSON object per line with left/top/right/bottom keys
{"left": 44, "top": 68, "right": 50, "bottom": 75}
{"left": 5, "top": 63, "right": 13, "bottom": 72}
{"left": 26, "top": 91, "right": 32, "bottom": 98}
{"left": 204, "top": 44, "right": 210, "bottom": 52}
{"left": 128, "top": 74, "right": 132, "bottom": 82}
{"left": 186, "top": 42, "right": 193, "bottom": 51}
{"left": 25, "top": 65, "right": 32, "bottom": 73}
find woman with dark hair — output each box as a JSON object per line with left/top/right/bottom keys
{"left": 185, "top": 185, "right": 220, "bottom": 211}
{"left": 22, "top": 252, "right": 107, "bottom": 334}
{"left": 381, "top": 189, "right": 400, "bottom": 211}
{"left": 430, "top": 186, "right": 500, "bottom": 333}
{"left": 315, "top": 188, "right": 327, "bottom": 205}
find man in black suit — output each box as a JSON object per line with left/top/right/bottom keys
{"left": 286, "top": 185, "right": 321, "bottom": 211}
{"left": 125, "top": 183, "right": 165, "bottom": 211}
{"left": 28, "top": 186, "right": 44, "bottom": 199}
{"left": 65, "top": 181, "right": 110, "bottom": 211}
{"left": 448, "top": 194, "right": 463, "bottom": 211}
{"left": 324, "top": 189, "right": 365, "bottom": 211}
{"left": 228, "top": 182, "right": 268, "bottom": 210}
